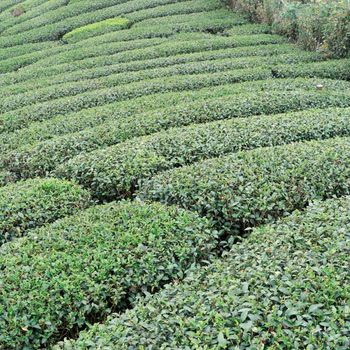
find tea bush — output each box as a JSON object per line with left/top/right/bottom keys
{"left": 58, "top": 196, "right": 350, "bottom": 349}
{"left": 0, "top": 178, "right": 90, "bottom": 245}
{"left": 138, "top": 136, "right": 350, "bottom": 235}
{"left": 0, "top": 201, "right": 215, "bottom": 349}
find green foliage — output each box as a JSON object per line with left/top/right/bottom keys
{"left": 230, "top": 0, "right": 350, "bottom": 57}
{"left": 138, "top": 136, "right": 350, "bottom": 235}
{"left": 58, "top": 196, "right": 350, "bottom": 349}
{"left": 52, "top": 107, "right": 350, "bottom": 201}
{"left": 63, "top": 17, "right": 130, "bottom": 43}
{"left": 3, "top": 75, "right": 344, "bottom": 153}
{"left": 0, "top": 178, "right": 90, "bottom": 245}
{"left": 5, "top": 82, "right": 350, "bottom": 181}
{"left": 0, "top": 200, "right": 215, "bottom": 349}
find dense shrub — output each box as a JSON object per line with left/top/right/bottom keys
{"left": 138, "top": 136, "right": 350, "bottom": 235}
{"left": 0, "top": 42, "right": 296, "bottom": 88}
{"left": 0, "top": 178, "right": 90, "bottom": 245}
{"left": 5, "top": 85, "right": 349, "bottom": 181}
{"left": 229, "top": 0, "right": 350, "bottom": 57}
{"left": 0, "top": 54, "right": 292, "bottom": 113}
{"left": 0, "top": 2, "right": 243, "bottom": 48}
{"left": 0, "top": 200, "right": 215, "bottom": 349}
{"left": 59, "top": 196, "right": 350, "bottom": 349}
{"left": 62, "top": 17, "right": 130, "bottom": 43}
{"left": 0, "top": 66, "right": 275, "bottom": 133}
{"left": 4, "top": 76, "right": 345, "bottom": 153}
{"left": 1, "top": 43, "right": 319, "bottom": 98}
{"left": 0, "top": 170, "right": 15, "bottom": 187}
{"left": 0, "top": 0, "right": 69, "bottom": 33}
{"left": 0, "top": 35, "right": 166, "bottom": 74}
{"left": 52, "top": 107, "right": 350, "bottom": 201}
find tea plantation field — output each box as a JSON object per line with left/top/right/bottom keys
{"left": 0, "top": 0, "right": 349, "bottom": 349}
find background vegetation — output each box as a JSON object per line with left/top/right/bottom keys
{"left": 229, "top": 0, "right": 350, "bottom": 57}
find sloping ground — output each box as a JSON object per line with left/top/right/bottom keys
{"left": 0, "top": 0, "right": 349, "bottom": 349}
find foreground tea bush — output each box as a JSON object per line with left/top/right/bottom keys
{"left": 138, "top": 136, "right": 350, "bottom": 235}
{"left": 59, "top": 196, "right": 350, "bottom": 349}
{"left": 52, "top": 107, "right": 350, "bottom": 201}
{"left": 0, "top": 201, "right": 215, "bottom": 349}
{"left": 0, "top": 178, "right": 90, "bottom": 245}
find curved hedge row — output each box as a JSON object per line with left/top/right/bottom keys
{"left": 59, "top": 196, "right": 350, "bottom": 349}
{"left": 0, "top": 200, "right": 215, "bottom": 349}
{"left": 0, "top": 42, "right": 295, "bottom": 88}
{"left": 3, "top": 77, "right": 350, "bottom": 153}
{"left": 62, "top": 0, "right": 223, "bottom": 43}
{"left": 0, "top": 47, "right": 321, "bottom": 98}
{"left": 0, "top": 54, "right": 319, "bottom": 113}
{"left": 0, "top": 41, "right": 57, "bottom": 62}
{"left": 33, "top": 33, "right": 283, "bottom": 69}
{"left": 274, "top": 59, "right": 350, "bottom": 81}
{"left": 6, "top": 89, "right": 350, "bottom": 182}
{"left": 62, "top": 17, "right": 130, "bottom": 43}
{"left": 0, "top": 52, "right": 345, "bottom": 118}
{"left": 0, "top": 3, "right": 244, "bottom": 50}
{"left": 0, "top": 0, "right": 69, "bottom": 34}
{"left": 0, "top": 178, "right": 90, "bottom": 245}
{"left": 1, "top": 0, "right": 125, "bottom": 36}
{"left": 0, "top": 35, "right": 166, "bottom": 74}
{"left": 138, "top": 136, "right": 350, "bottom": 235}
{"left": 51, "top": 106, "right": 350, "bottom": 201}
{"left": 0, "top": 67, "right": 274, "bottom": 133}
{"left": 0, "top": 0, "right": 186, "bottom": 47}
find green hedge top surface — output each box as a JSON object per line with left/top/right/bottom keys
{"left": 51, "top": 106, "right": 350, "bottom": 201}
{"left": 0, "top": 200, "right": 215, "bottom": 350}
{"left": 138, "top": 136, "right": 350, "bottom": 235}
{"left": 63, "top": 17, "right": 130, "bottom": 43}
{"left": 0, "top": 178, "right": 90, "bottom": 245}
{"left": 57, "top": 195, "right": 350, "bottom": 349}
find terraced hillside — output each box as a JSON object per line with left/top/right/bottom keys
{"left": 0, "top": 0, "right": 349, "bottom": 349}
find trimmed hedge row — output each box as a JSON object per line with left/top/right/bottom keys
{"left": 124, "top": 0, "right": 223, "bottom": 24}
{"left": 0, "top": 0, "right": 23, "bottom": 13}
{"left": 132, "top": 7, "right": 245, "bottom": 28}
{"left": 0, "top": 50, "right": 322, "bottom": 98}
{"left": 62, "top": 17, "right": 130, "bottom": 43}
{"left": 0, "top": 78, "right": 350, "bottom": 152}
{"left": 0, "top": 67, "right": 274, "bottom": 133}
{"left": 0, "top": 200, "right": 215, "bottom": 350}
{"left": 7, "top": 89, "right": 350, "bottom": 182}
{"left": 0, "top": 54, "right": 318, "bottom": 113}
{"left": 0, "top": 35, "right": 166, "bottom": 74}
{"left": 2, "top": 0, "right": 128, "bottom": 35}
{"left": 273, "top": 58, "right": 350, "bottom": 81}
{"left": 138, "top": 136, "right": 350, "bottom": 235}
{"left": 58, "top": 196, "right": 350, "bottom": 349}
{"left": 0, "top": 0, "right": 220, "bottom": 48}
{"left": 1, "top": 76, "right": 338, "bottom": 151}
{"left": 62, "top": 0, "right": 222, "bottom": 43}
{"left": 51, "top": 106, "right": 350, "bottom": 201}
{"left": 0, "top": 0, "right": 69, "bottom": 34}
{"left": 1, "top": 51, "right": 344, "bottom": 114}
{"left": 0, "top": 42, "right": 295, "bottom": 88}
{"left": 34, "top": 32, "right": 283, "bottom": 68}
{"left": 0, "top": 178, "right": 90, "bottom": 245}
{"left": 0, "top": 41, "right": 57, "bottom": 62}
